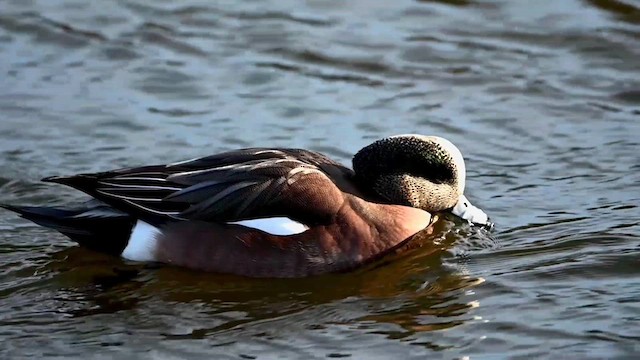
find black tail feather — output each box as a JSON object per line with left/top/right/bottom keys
{"left": 1, "top": 203, "right": 91, "bottom": 235}
{"left": 1, "top": 203, "right": 135, "bottom": 256}
{"left": 41, "top": 174, "right": 98, "bottom": 190}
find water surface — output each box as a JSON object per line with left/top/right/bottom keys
{"left": 1, "top": 0, "right": 639, "bottom": 358}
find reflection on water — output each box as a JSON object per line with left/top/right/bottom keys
{"left": 1, "top": 0, "right": 639, "bottom": 358}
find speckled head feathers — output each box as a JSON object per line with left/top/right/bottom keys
{"left": 352, "top": 134, "right": 467, "bottom": 212}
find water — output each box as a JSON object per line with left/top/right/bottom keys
{"left": 0, "top": 0, "right": 639, "bottom": 358}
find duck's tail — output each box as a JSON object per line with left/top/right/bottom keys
{"left": 1, "top": 202, "right": 136, "bottom": 256}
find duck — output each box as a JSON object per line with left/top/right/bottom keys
{"left": 1, "top": 134, "right": 491, "bottom": 278}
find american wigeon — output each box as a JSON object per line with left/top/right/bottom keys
{"left": 1, "top": 134, "right": 491, "bottom": 278}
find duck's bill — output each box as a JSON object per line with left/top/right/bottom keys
{"left": 451, "top": 195, "right": 493, "bottom": 228}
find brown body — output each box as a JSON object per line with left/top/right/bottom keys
{"left": 156, "top": 195, "right": 431, "bottom": 277}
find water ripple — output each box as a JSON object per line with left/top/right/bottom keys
{"left": 0, "top": 0, "right": 639, "bottom": 358}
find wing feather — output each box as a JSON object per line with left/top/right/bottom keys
{"left": 48, "top": 148, "right": 352, "bottom": 225}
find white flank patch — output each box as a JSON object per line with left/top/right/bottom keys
{"left": 229, "top": 217, "right": 309, "bottom": 236}
{"left": 121, "top": 220, "right": 161, "bottom": 261}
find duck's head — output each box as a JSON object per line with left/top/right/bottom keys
{"left": 353, "top": 134, "right": 492, "bottom": 227}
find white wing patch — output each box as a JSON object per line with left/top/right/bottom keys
{"left": 229, "top": 217, "right": 309, "bottom": 236}
{"left": 121, "top": 220, "right": 161, "bottom": 261}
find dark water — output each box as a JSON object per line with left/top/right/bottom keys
{"left": 1, "top": 0, "right": 639, "bottom": 358}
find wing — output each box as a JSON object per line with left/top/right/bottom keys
{"left": 44, "top": 148, "right": 353, "bottom": 226}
